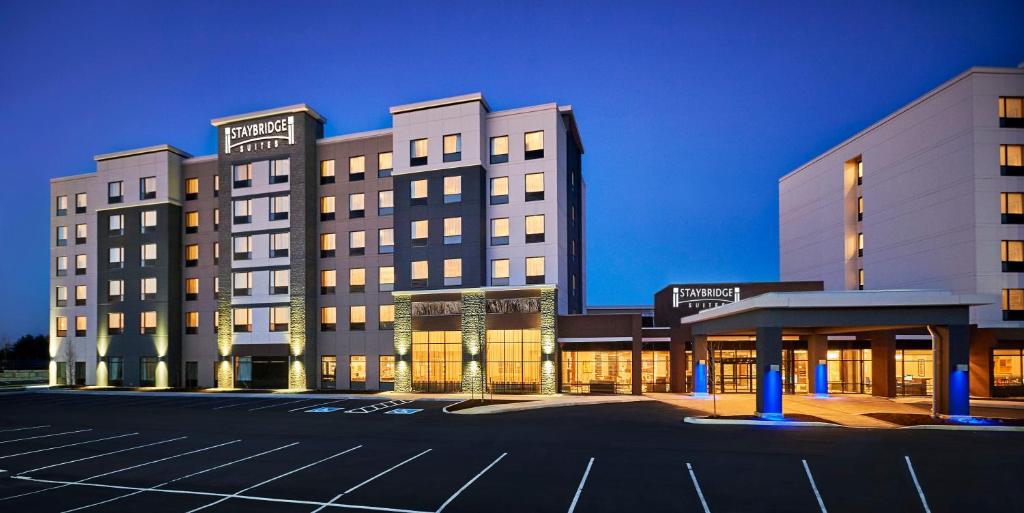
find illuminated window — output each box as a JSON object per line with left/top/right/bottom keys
{"left": 75, "top": 192, "right": 87, "bottom": 213}
{"left": 56, "top": 195, "right": 67, "bottom": 216}
{"left": 491, "top": 218, "right": 509, "bottom": 246}
{"left": 444, "top": 258, "right": 462, "bottom": 287}
{"left": 233, "top": 199, "right": 252, "bottom": 224}
{"left": 56, "top": 255, "right": 68, "bottom": 276}
{"left": 271, "top": 269, "right": 289, "bottom": 295}
{"left": 857, "top": 160, "right": 864, "bottom": 185}
{"left": 349, "top": 230, "right": 365, "bottom": 256}
{"left": 55, "top": 316, "right": 68, "bottom": 337}
{"left": 55, "top": 286, "right": 67, "bottom": 307}
{"left": 487, "top": 329, "right": 542, "bottom": 392}
{"left": 270, "top": 158, "right": 289, "bottom": 184}
{"left": 75, "top": 315, "right": 87, "bottom": 337}
{"left": 106, "top": 215, "right": 123, "bottom": 236}
{"left": 410, "top": 138, "right": 428, "bottom": 166}
{"left": 234, "top": 235, "right": 252, "bottom": 260}
{"left": 270, "top": 306, "right": 289, "bottom": 332}
{"left": 411, "top": 179, "right": 428, "bottom": 205}
{"left": 270, "top": 195, "right": 289, "bottom": 221}
{"left": 525, "top": 172, "right": 544, "bottom": 201}
{"left": 234, "top": 308, "right": 252, "bottom": 333}
{"left": 379, "top": 355, "right": 395, "bottom": 382}
{"left": 992, "top": 349, "right": 1023, "bottom": 389}
{"left": 490, "top": 176, "right": 508, "bottom": 204}
{"left": 185, "top": 244, "right": 199, "bottom": 267}
{"left": 524, "top": 130, "right": 544, "bottom": 159}
{"left": 185, "top": 177, "right": 199, "bottom": 200}
{"left": 74, "top": 284, "right": 87, "bottom": 306}
{"left": 320, "top": 159, "right": 336, "bottom": 184}
{"left": 490, "top": 135, "right": 509, "bottom": 164}
{"left": 1003, "top": 289, "right": 1024, "bottom": 319}
{"left": 185, "top": 311, "right": 199, "bottom": 334}
{"left": 443, "top": 134, "right": 461, "bottom": 162}
{"left": 379, "top": 305, "right": 395, "bottom": 330}
{"left": 526, "top": 256, "right": 545, "bottom": 284}
{"left": 1002, "top": 241, "right": 1024, "bottom": 272}
{"left": 349, "top": 267, "right": 365, "bottom": 293}
{"left": 321, "top": 355, "right": 337, "bottom": 387}
{"left": 858, "top": 232, "right": 864, "bottom": 257}
{"left": 411, "top": 220, "right": 428, "bottom": 246}
{"left": 271, "top": 232, "right": 289, "bottom": 258}
{"left": 350, "top": 306, "right": 366, "bottom": 331}
{"left": 378, "top": 190, "right": 394, "bottom": 216}
{"left": 140, "top": 176, "right": 157, "bottom": 200}
{"left": 411, "top": 260, "right": 428, "bottom": 287}
{"left": 185, "top": 211, "right": 199, "bottom": 233}
{"left": 107, "top": 313, "right": 124, "bottom": 335}
{"left": 140, "top": 277, "right": 157, "bottom": 300}
{"left": 1002, "top": 193, "right": 1024, "bottom": 224}
{"left": 320, "top": 233, "right": 336, "bottom": 258}
{"left": 214, "top": 208, "right": 220, "bottom": 229}
{"left": 233, "top": 163, "right": 252, "bottom": 188}
{"left": 75, "top": 223, "right": 87, "bottom": 244}
{"left": 444, "top": 175, "right": 461, "bottom": 203}
{"left": 321, "top": 306, "right": 337, "bottom": 332}
{"left": 141, "top": 243, "right": 157, "bottom": 266}
{"left": 492, "top": 258, "right": 510, "bottom": 286}
{"left": 320, "top": 196, "right": 336, "bottom": 221}
{"left": 378, "top": 228, "right": 394, "bottom": 254}
{"left": 379, "top": 266, "right": 395, "bottom": 292}
{"left": 444, "top": 217, "right": 461, "bottom": 244}
{"left": 233, "top": 271, "right": 252, "bottom": 296}
{"left": 525, "top": 214, "right": 545, "bottom": 243}
{"left": 109, "top": 247, "right": 123, "bottom": 268}
{"left": 349, "top": 193, "right": 365, "bottom": 218}
{"left": 378, "top": 151, "right": 393, "bottom": 177}
{"left": 213, "top": 241, "right": 219, "bottom": 264}
{"left": 858, "top": 268, "right": 864, "bottom": 290}
{"left": 108, "top": 180, "right": 123, "bottom": 203}
{"left": 857, "top": 196, "right": 863, "bottom": 221}
{"left": 75, "top": 253, "right": 87, "bottom": 274}
{"left": 411, "top": 330, "right": 462, "bottom": 391}
{"left": 350, "top": 355, "right": 367, "bottom": 382}
{"left": 56, "top": 226, "right": 67, "bottom": 246}
{"left": 185, "top": 278, "right": 199, "bottom": 300}
{"left": 321, "top": 269, "right": 337, "bottom": 294}
{"left": 140, "top": 311, "right": 157, "bottom": 335}
{"left": 214, "top": 175, "right": 220, "bottom": 196}
{"left": 999, "top": 97, "right": 1023, "bottom": 127}
{"left": 349, "top": 155, "right": 365, "bottom": 181}
{"left": 1001, "top": 145, "right": 1023, "bottom": 175}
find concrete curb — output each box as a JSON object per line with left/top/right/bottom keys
{"left": 25, "top": 388, "right": 459, "bottom": 402}
{"left": 448, "top": 396, "right": 651, "bottom": 415}
{"left": 442, "top": 399, "right": 470, "bottom": 414}
{"left": 900, "top": 424, "right": 1024, "bottom": 432}
{"left": 683, "top": 416, "right": 843, "bottom": 428}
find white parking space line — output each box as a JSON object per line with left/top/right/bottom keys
{"left": 686, "top": 462, "right": 711, "bottom": 513}
{"left": 0, "top": 428, "right": 92, "bottom": 445}
{"left": 17, "top": 436, "right": 188, "bottom": 475}
{"left": 566, "top": 457, "right": 594, "bottom": 513}
{"left": 289, "top": 399, "right": 347, "bottom": 412}
{"left": 0, "top": 425, "right": 50, "bottom": 433}
{"left": 311, "top": 448, "right": 433, "bottom": 513}
{"left": 904, "top": 456, "right": 931, "bottom": 513}
{"left": 0, "top": 432, "right": 138, "bottom": 460}
{"left": 186, "top": 444, "right": 362, "bottom": 513}
{"left": 802, "top": 459, "right": 827, "bottom": 513}
{"left": 249, "top": 399, "right": 312, "bottom": 412}
{"left": 212, "top": 401, "right": 251, "bottom": 410}
{"left": 434, "top": 452, "right": 507, "bottom": 513}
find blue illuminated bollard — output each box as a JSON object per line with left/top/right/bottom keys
{"left": 814, "top": 362, "right": 829, "bottom": 397}
{"left": 693, "top": 361, "right": 708, "bottom": 397}
{"left": 761, "top": 367, "right": 783, "bottom": 419}
{"left": 949, "top": 366, "right": 970, "bottom": 417}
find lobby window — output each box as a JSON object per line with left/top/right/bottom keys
{"left": 444, "top": 175, "right": 461, "bottom": 203}
{"left": 185, "top": 244, "right": 199, "bottom": 267}
{"left": 270, "top": 158, "right": 289, "bottom": 184}
{"left": 526, "top": 256, "right": 545, "bottom": 284}
{"left": 320, "top": 233, "right": 336, "bottom": 258}
{"left": 999, "top": 96, "right": 1024, "bottom": 128}
{"left": 1003, "top": 240, "right": 1024, "bottom": 272}
{"left": 1003, "top": 289, "right": 1024, "bottom": 320}
{"left": 992, "top": 349, "right": 1024, "bottom": 390}
{"left": 349, "top": 193, "right": 365, "bottom": 218}
{"left": 270, "top": 195, "right": 289, "bottom": 221}
{"left": 411, "top": 331, "right": 462, "bottom": 390}
{"left": 350, "top": 355, "right": 367, "bottom": 382}
{"left": 107, "top": 312, "right": 124, "bottom": 335}
{"left": 486, "top": 329, "right": 542, "bottom": 393}
{"left": 233, "top": 271, "right": 252, "bottom": 296}
{"left": 378, "top": 151, "right": 393, "bottom": 178}
{"left": 321, "top": 306, "right": 337, "bottom": 332}
{"left": 857, "top": 196, "right": 863, "bottom": 221}
{"left": 74, "top": 284, "right": 87, "bottom": 306}
{"left": 185, "top": 177, "right": 199, "bottom": 200}
{"left": 56, "top": 195, "right": 68, "bottom": 216}
{"left": 271, "top": 232, "right": 289, "bottom": 258}
{"left": 444, "top": 217, "right": 462, "bottom": 244}
{"left": 56, "top": 226, "right": 67, "bottom": 246}
{"left": 320, "top": 160, "right": 336, "bottom": 184}
{"left": 140, "top": 311, "right": 157, "bottom": 335}
{"left": 139, "top": 177, "right": 157, "bottom": 200}
{"left": 233, "top": 163, "right": 252, "bottom": 188}
{"left": 525, "top": 214, "right": 545, "bottom": 243}
{"left": 490, "top": 176, "right": 509, "bottom": 205}
{"left": 379, "top": 228, "right": 395, "bottom": 254}
{"left": 270, "top": 269, "right": 289, "bottom": 295}
{"left": 410, "top": 179, "right": 428, "bottom": 206}
{"left": 75, "top": 254, "right": 87, "bottom": 275}
{"left": 379, "top": 305, "right": 394, "bottom": 330}
{"left": 141, "top": 243, "right": 157, "bottom": 266}
{"left": 411, "top": 260, "right": 429, "bottom": 288}
{"left": 56, "top": 256, "right": 68, "bottom": 277}
{"left": 141, "top": 210, "right": 157, "bottom": 233}
{"left": 320, "top": 196, "right": 336, "bottom": 221}
{"left": 321, "top": 355, "right": 337, "bottom": 387}
{"left": 185, "top": 211, "right": 199, "bottom": 234}
{"left": 524, "top": 130, "right": 544, "bottom": 160}
{"left": 55, "top": 286, "right": 67, "bottom": 307}
{"left": 411, "top": 220, "right": 428, "bottom": 247}
{"left": 234, "top": 199, "right": 252, "bottom": 224}
{"left": 1000, "top": 144, "right": 1024, "bottom": 176}
{"left": 234, "top": 308, "right": 253, "bottom": 333}
{"left": 185, "top": 312, "right": 199, "bottom": 335}
{"left": 75, "top": 193, "right": 87, "bottom": 214}
{"left": 858, "top": 232, "right": 864, "bottom": 257}
{"left": 410, "top": 138, "right": 428, "bottom": 166}
{"left": 379, "top": 266, "right": 395, "bottom": 292}
{"left": 349, "top": 230, "right": 365, "bottom": 256}
{"left": 234, "top": 235, "right": 252, "bottom": 260}
{"left": 109, "top": 214, "right": 124, "bottom": 235}
{"left": 444, "top": 258, "right": 462, "bottom": 287}
{"left": 1001, "top": 192, "right": 1024, "bottom": 224}
{"left": 443, "top": 134, "right": 461, "bottom": 162}
{"left": 75, "top": 223, "right": 87, "bottom": 244}
{"left": 378, "top": 190, "right": 394, "bottom": 216}
{"left": 349, "top": 267, "right": 365, "bottom": 293}
{"left": 321, "top": 269, "right": 337, "bottom": 294}
{"left": 490, "top": 135, "right": 509, "bottom": 164}
{"left": 270, "top": 306, "right": 289, "bottom": 332}
{"left": 140, "top": 277, "right": 156, "bottom": 301}
{"left": 108, "top": 279, "right": 123, "bottom": 302}
{"left": 349, "top": 306, "right": 366, "bottom": 331}
{"left": 380, "top": 356, "right": 395, "bottom": 383}
{"left": 525, "top": 173, "right": 545, "bottom": 201}
{"left": 858, "top": 268, "right": 864, "bottom": 290}
{"left": 108, "top": 181, "right": 123, "bottom": 204}
{"left": 349, "top": 155, "right": 365, "bottom": 181}
{"left": 491, "top": 258, "right": 510, "bottom": 286}
{"left": 491, "top": 218, "right": 509, "bottom": 246}
{"left": 109, "top": 247, "right": 123, "bottom": 269}
{"left": 185, "top": 278, "right": 199, "bottom": 301}
{"left": 75, "top": 316, "right": 87, "bottom": 337}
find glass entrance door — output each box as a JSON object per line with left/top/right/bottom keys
{"left": 717, "top": 357, "right": 756, "bottom": 393}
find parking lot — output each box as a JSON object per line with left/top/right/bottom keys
{"left": 0, "top": 391, "right": 1022, "bottom": 512}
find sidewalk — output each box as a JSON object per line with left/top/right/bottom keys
{"left": 445, "top": 394, "right": 651, "bottom": 414}
{"left": 649, "top": 393, "right": 914, "bottom": 427}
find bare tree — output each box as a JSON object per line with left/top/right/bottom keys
{"left": 63, "top": 340, "right": 77, "bottom": 386}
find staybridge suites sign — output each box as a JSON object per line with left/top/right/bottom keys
{"left": 224, "top": 116, "right": 295, "bottom": 154}
{"left": 671, "top": 286, "right": 740, "bottom": 311}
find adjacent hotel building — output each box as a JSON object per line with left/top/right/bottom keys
{"left": 49, "top": 93, "right": 585, "bottom": 392}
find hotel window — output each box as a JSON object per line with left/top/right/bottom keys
{"left": 349, "top": 306, "right": 366, "bottom": 331}
{"left": 349, "top": 155, "right": 365, "bottom": 181}
{"left": 411, "top": 220, "right": 428, "bottom": 247}
{"left": 1001, "top": 145, "right": 1024, "bottom": 176}
{"left": 349, "top": 193, "right": 365, "bottom": 218}
{"left": 993, "top": 349, "right": 1024, "bottom": 391}
{"left": 1001, "top": 192, "right": 1024, "bottom": 224}
{"left": 525, "top": 215, "right": 545, "bottom": 243}
{"left": 443, "top": 134, "right": 461, "bottom": 162}
{"left": 378, "top": 151, "right": 393, "bottom": 177}
{"left": 410, "top": 179, "right": 428, "bottom": 206}
{"left": 108, "top": 180, "right": 123, "bottom": 203}
{"left": 271, "top": 232, "right": 289, "bottom": 258}
{"left": 270, "top": 269, "right": 289, "bottom": 295}
{"left": 109, "top": 214, "right": 124, "bottom": 235}
{"left": 270, "top": 306, "right": 289, "bottom": 332}
{"left": 379, "top": 304, "right": 394, "bottom": 330}
{"left": 439, "top": 177, "right": 463, "bottom": 207}
{"left": 140, "top": 277, "right": 157, "bottom": 300}
{"left": 107, "top": 312, "right": 124, "bottom": 335}
{"left": 109, "top": 247, "right": 123, "bottom": 269}
{"left": 857, "top": 196, "right": 863, "bottom": 221}
{"left": 186, "top": 311, "right": 199, "bottom": 334}
{"left": 857, "top": 160, "right": 864, "bottom": 185}
{"left": 234, "top": 308, "right": 252, "bottom": 332}
{"left": 185, "top": 244, "right": 199, "bottom": 267}
{"left": 214, "top": 242, "right": 219, "bottom": 264}
{"left": 490, "top": 135, "right": 509, "bottom": 164}
{"left": 56, "top": 226, "right": 67, "bottom": 246}
{"left": 140, "top": 311, "right": 157, "bottom": 335}
{"left": 444, "top": 217, "right": 462, "bottom": 244}
{"left": 378, "top": 228, "right": 394, "bottom": 254}
{"left": 410, "top": 138, "right": 428, "bottom": 166}
{"left": 54, "top": 316, "right": 67, "bottom": 337}
{"left": 185, "top": 211, "right": 199, "bottom": 233}
{"left": 321, "top": 355, "right": 337, "bottom": 387}
{"left": 185, "top": 278, "right": 199, "bottom": 301}
{"left": 214, "top": 175, "right": 220, "bottom": 196}
{"left": 857, "top": 232, "right": 864, "bottom": 257}
{"left": 108, "top": 279, "right": 123, "bottom": 302}
{"left": 75, "top": 254, "right": 87, "bottom": 275}
{"left": 524, "top": 130, "right": 544, "bottom": 160}
{"left": 270, "top": 158, "right": 289, "bottom": 184}
{"left": 490, "top": 176, "right": 509, "bottom": 204}
{"left": 56, "top": 256, "right": 68, "bottom": 277}
{"left": 321, "top": 159, "right": 336, "bottom": 184}
{"left": 140, "top": 210, "right": 157, "bottom": 233}
{"left": 380, "top": 355, "right": 395, "bottom": 382}
{"left": 411, "top": 330, "right": 462, "bottom": 390}
{"left": 75, "top": 316, "right": 87, "bottom": 337}
{"left": 350, "top": 355, "right": 367, "bottom": 382}
{"left": 321, "top": 233, "right": 336, "bottom": 258}
{"left": 74, "top": 284, "right": 87, "bottom": 306}
{"left": 486, "top": 329, "right": 542, "bottom": 392}
{"left": 491, "top": 218, "right": 509, "bottom": 246}
{"left": 56, "top": 195, "right": 67, "bottom": 216}
{"left": 234, "top": 235, "right": 252, "bottom": 260}
{"left": 140, "top": 177, "right": 157, "bottom": 200}
{"left": 526, "top": 256, "right": 545, "bottom": 284}
{"left": 998, "top": 96, "right": 1024, "bottom": 128}
{"left": 185, "top": 177, "right": 199, "bottom": 200}
{"left": 214, "top": 276, "right": 220, "bottom": 300}
{"left": 321, "top": 306, "right": 337, "bottom": 331}
{"left": 379, "top": 266, "right": 395, "bottom": 292}
{"left": 411, "top": 260, "right": 429, "bottom": 288}
{"left": 1003, "top": 289, "right": 1024, "bottom": 320}
{"left": 525, "top": 173, "right": 544, "bottom": 201}
{"left": 1002, "top": 240, "right": 1024, "bottom": 272}
{"left": 349, "top": 268, "right": 365, "bottom": 293}
{"left": 321, "top": 269, "right": 337, "bottom": 294}
{"left": 492, "top": 259, "right": 510, "bottom": 286}
{"left": 858, "top": 268, "right": 864, "bottom": 290}
{"left": 320, "top": 196, "right": 336, "bottom": 221}
{"left": 75, "top": 223, "right": 87, "bottom": 244}
{"left": 141, "top": 243, "right": 157, "bottom": 266}
{"left": 75, "top": 192, "right": 87, "bottom": 214}
{"left": 444, "top": 258, "right": 462, "bottom": 287}
{"left": 55, "top": 286, "right": 67, "bottom": 307}
{"left": 233, "top": 163, "right": 252, "bottom": 188}
{"left": 233, "top": 199, "right": 252, "bottom": 224}
{"left": 378, "top": 190, "right": 394, "bottom": 216}
{"left": 349, "top": 230, "right": 366, "bottom": 256}
{"left": 214, "top": 208, "right": 220, "bottom": 230}
{"left": 270, "top": 195, "right": 289, "bottom": 221}
{"left": 233, "top": 272, "right": 252, "bottom": 296}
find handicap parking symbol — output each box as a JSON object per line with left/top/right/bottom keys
{"left": 306, "top": 407, "right": 343, "bottom": 413}
{"left": 384, "top": 408, "right": 423, "bottom": 415}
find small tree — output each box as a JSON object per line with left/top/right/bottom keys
{"left": 63, "top": 340, "right": 77, "bottom": 386}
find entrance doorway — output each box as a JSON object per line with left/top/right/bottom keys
{"left": 715, "top": 353, "right": 756, "bottom": 393}
{"left": 234, "top": 356, "right": 288, "bottom": 389}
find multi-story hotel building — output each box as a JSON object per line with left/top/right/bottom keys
{"left": 49, "top": 93, "right": 585, "bottom": 393}
{"left": 780, "top": 65, "right": 1024, "bottom": 397}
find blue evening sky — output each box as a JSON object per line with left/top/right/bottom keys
{"left": 1, "top": 1, "right": 1021, "bottom": 339}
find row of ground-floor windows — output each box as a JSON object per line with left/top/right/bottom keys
{"left": 560, "top": 350, "right": 671, "bottom": 394}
